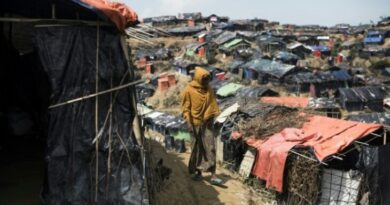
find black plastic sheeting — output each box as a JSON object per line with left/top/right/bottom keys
{"left": 143, "top": 112, "right": 188, "bottom": 135}
{"left": 356, "top": 144, "right": 390, "bottom": 205}
{"left": 136, "top": 83, "right": 156, "bottom": 103}
{"left": 135, "top": 48, "right": 172, "bottom": 60}
{"left": 338, "top": 86, "right": 385, "bottom": 112}
{"left": 235, "top": 87, "right": 278, "bottom": 99}
{"left": 213, "top": 31, "right": 237, "bottom": 45}
{"left": 167, "top": 26, "right": 205, "bottom": 36}
{"left": 34, "top": 26, "right": 143, "bottom": 204}
{"left": 242, "top": 59, "right": 296, "bottom": 79}
{"left": 348, "top": 113, "right": 390, "bottom": 129}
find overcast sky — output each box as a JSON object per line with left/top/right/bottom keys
{"left": 126, "top": 0, "right": 389, "bottom": 26}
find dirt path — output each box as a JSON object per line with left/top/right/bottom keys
{"left": 148, "top": 134, "right": 266, "bottom": 205}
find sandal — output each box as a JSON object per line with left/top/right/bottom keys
{"left": 210, "top": 177, "right": 224, "bottom": 186}
{"left": 191, "top": 173, "right": 203, "bottom": 181}
{"left": 191, "top": 170, "right": 202, "bottom": 181}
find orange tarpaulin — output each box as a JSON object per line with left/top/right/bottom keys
{"left": 261, "top": 96, "right": 309, "bottom": 108}
{"left": 250, "top": 115, "right": 381, "bottom": 192}
{"left": 80, "top": 0, "right": 138, "bottom": 30}
{"left": 301, "top": 116, "right": 382, "bottom": 161}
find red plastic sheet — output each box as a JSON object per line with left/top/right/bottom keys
{"left": 249, "top": 116, "right": 381, "bottom": 192}
{"left": 260, "top": 96, "right": 309, "bottom": 108}
{"left": 81, "top": 0, "right": 138, "bottom": 30}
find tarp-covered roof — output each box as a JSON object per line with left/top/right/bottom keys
{"left": 339, "top": 86, "right": 385, "bottom": 102}
{"left": 78, "top": 0, "right": 138, "bottom": 30}
{"left": 308, "top": 97, "right": 339, "bottom": 109}
{"left": 213, "top": 31, "right": 237, "bottom": 45}
{"left": 236, "top": 87, "right": 278, "bottom": 98}
{"left": 227, "top": 60, "right": 245, "bottom": 70}
{"left": 168, "top": 26, "right": 205, "bottom": 35}
{"left": 243, "top": 59, "right": 296, "bottom": 78}
{"left": 1, "top": 0, "right": 138, "bottom": 31}
{"left": 178, "top": 12, "right": 202, "bottom": 20}
{"left": 273, "top": 51, "right": 300, "bottom": 61}
{"left": 249, "top": 115, "right": 381, "bottom": 192}
{"left": 135, "top": 48, "right": 172, "bottom": 60}
{"left": 285, "top": 70, "right": 352, "bottom": 84}
{"left": 348, "top": 113, "right": 390, "bottom": 128}
{"left": 261, "top": 96, "right": 309, "bottom": 108}
{"left": 221, "top": 39, "right": 249, "bottom": 49}
{"left": 143, "top": 15, "right": 176, "bottom": 23}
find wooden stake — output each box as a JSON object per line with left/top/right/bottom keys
{"left": 95, "top": 23, "right": 100, "bottom": 202}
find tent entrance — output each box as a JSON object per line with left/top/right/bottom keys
{"left": 0, "top": 21, "right": 49, "bottom": 204}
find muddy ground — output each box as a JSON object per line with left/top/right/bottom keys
{"left": 146, "top": 131, "right": 269, "bottom": 205}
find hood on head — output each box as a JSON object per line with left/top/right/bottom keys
{"left": 192, "top": 66, "right": 211, "bottom": 88}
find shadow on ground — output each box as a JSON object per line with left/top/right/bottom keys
{"left": 148, "top": 139, "right": 236, "bottom": 205}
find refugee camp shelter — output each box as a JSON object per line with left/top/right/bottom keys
{"left": 338, "top": 86, "right": 385, "bottom": 112}
{"left": 257, "top": 36, "right": 286, "bottom": 53}
{"left": 261, "top": 96, "right": 341, "bottom": 118}
{"left": 242, "top": 59, "right": 298, "bottom": 84}
{"left": 283, "top": 69, "right": 352, "bottom": 96}
{"left": 0, "top": 1, "right": 147, "bottom": 204}
{"left": 219, "top": 38, "right": 251, "bottom": 55}
{"left": 348, "top": 112, "right": 390, "bottom": 131}
{"left": 230, "top": 19, "right": 265, "bottom": 31}
{"left": 286, "top": 42, "right": 313, "bottom": 58}
{"left": 142, "top": 15, "right": 177, "bottom": 27}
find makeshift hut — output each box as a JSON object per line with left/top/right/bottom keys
{"left": 230, "top": 19, "right": 265, "bottom": 31}
{"left": 219, "top": 39, "right": 251, "bottom": 55}
{"left": 167, "top": 25, "right": 205, "bottom": 36}
{"left": 283, "top": 69, "right": 352, "bottom": 96}
{"left": 135, "top": 47, "right": 172, "bottom": 61}
{"left": 242, "top": 59, "right": 298, "bottom": 84}
{"left": 248, "top": 115, "right": 385, "bottom": 202}
{"left": 261, "top": 96, "right": 341, "bottom": 118}
{"left": 287, "top": 42, "right": 313, "bottom": 59}
{"left": 185, "top": 42, "right": 208, "bottom": 57}
{"left": 257, "top": 36, "right": 286, "bottom": 53}
{"left": 173, "top": 59, "right": 198, "bottom": 75}
{"left": 143, "top": 15, "right": 177, "bottom": 27}
{"left": 212, "top": 30, "right": 237, "bottom": 46}
{"left": 273, "top": 51, "right": 300, "bottom": 65}
{"left": 235, "top": 87, "right": 279, "bottom": 99}
{"left": 0, "top": 1, "right": 150, "bottom": 204}
{"left": 226, "top": 60, "right": 245, "bottom": 74}
{"left": 348, "top": 112, "right": 390, "bottom": 131}
{"left": 338, "top": 86, "right": 385, "bottom": 112}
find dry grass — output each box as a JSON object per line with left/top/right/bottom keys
{"left": 146, "top": 74, "right": 191, "bottom": 115}
{"left": 285, "top": 149, "right": 322, "bottom": 205}
{"left": 238, "top": 105, "right": 309, "bottom": 139}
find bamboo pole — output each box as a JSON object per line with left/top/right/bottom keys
{"left": 0, "top": 17, "right": 110, "bottom": 26}
{"left": 289, "top": 150, "right": 328, "bottom": 166}
{"left": 94, "top": 24, "right": 100, "bottom": 202}
{"left": 48, "top": 79, "right": 145, "bottom": 109}
{"left": 106, "top": 51, "right": 113, "bottom": 199}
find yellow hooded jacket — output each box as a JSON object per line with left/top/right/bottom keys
{"left": 181, "top": 67, "right": 220, "bottom": 126}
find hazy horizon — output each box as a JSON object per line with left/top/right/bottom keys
{"left": 126, "top": 0, "right": 389, "bottom": 26}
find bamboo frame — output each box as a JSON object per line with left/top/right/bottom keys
{"left": 94, "top": 23, "right": 100, "bottom": 202}
{"left": 0, "top": 17, "right": 110, "bottom": 26}
{"left": 48, "top": 79, "right": 145, "bottom": 109}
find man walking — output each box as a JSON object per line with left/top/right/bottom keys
{"left": 181, "top": 67, "right": 223, "bottom": 185}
